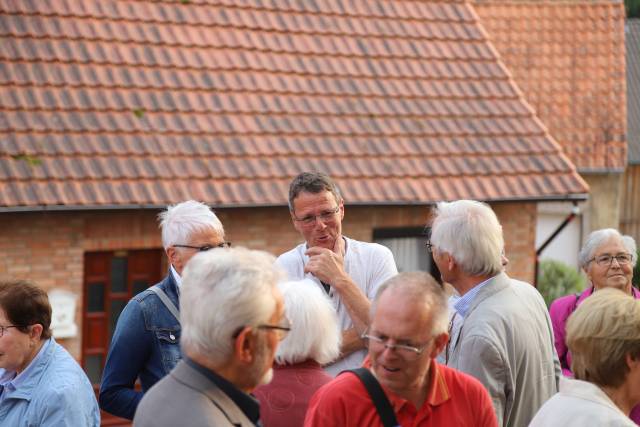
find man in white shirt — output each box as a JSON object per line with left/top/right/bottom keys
{"left": 276, "top": 172, "right": 397, "bottom": 375}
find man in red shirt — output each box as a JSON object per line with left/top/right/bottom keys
{"left": 304, "top": 272, "right": 498, "bottom": 427}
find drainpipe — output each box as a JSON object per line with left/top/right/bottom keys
{"left": 533, "top": 203, "right": 580, "bottom": 288}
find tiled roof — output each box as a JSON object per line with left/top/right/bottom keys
{"left": 474, "top": 0, "right": 627, "bottom": 172}
{"left": 628, "top": 19, "right": 640, "bottom": 164}
{"left": 0, "top": 0, "right": 587, "bottom": 210}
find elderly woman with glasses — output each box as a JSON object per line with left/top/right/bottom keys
{"left": 0, "top": 280, "right": 99, "bottom": 426}
{"left": 253, "top": 279, "right": 341, "bottom": 427}
{"left": 531, "top": 288, "right": 640, "bottom": 426}
{"left": 549, "top": 228, "right": 640, "bottom": 424}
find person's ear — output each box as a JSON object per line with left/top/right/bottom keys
{"left": 233, "top": 327, "right": 255, "bottom": 364}
{"left": 430, "top": 332, "right": 449, "bottom": 358}
{"left": 166, "top": 247, "right": 178, "bottom": 265}
{"left": 29, "top": 324, "right": 43, "bottom": 341}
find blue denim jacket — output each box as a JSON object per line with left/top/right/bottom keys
{"left": 0, "top": 338, "right": 100, "bottom": 426}
{"left": 99, "top": 273, "right": 181, "bottom": 420}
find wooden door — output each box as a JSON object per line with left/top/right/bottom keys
{"left": 82, "top": 249, "right": 164, "bottom": 426}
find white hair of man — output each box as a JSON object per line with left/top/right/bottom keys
{"left": 430, "top": 200, "right": 504, "bottom": 277}
{"left": 274, "top": 280, "right": 341, "bottom": 366}
{"left": 180, "top": 247, "right": 283, "bottom": 366}
{"left": 371, "top": 271, "right": 449, "bottom": 336}
{"left": 158, "top": 200, "right": 224, "bottom": 249}
{"left": 577, "top": 228, "right": 638, "bottom": 270}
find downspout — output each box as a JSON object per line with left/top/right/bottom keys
{"left": 533, "top": 203, "right": 580, "bottom": 288}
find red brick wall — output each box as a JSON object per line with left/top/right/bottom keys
{"left": 0, "top": 202, "right": 536, "bottom": 359}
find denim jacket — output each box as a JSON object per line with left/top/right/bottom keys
{"left": 99, "top": 273, "right": 181, "bottom": 420}
{"left": 0, "top": 338, "right": 100, "bottom": 426}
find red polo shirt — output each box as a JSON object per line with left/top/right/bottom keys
{"left": 304, "top": 359, "right": 497, "bottom": 427}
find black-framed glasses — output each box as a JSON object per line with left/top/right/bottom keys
{"left": 588, "top": 253, "right": 632, "bottom": 267}
{"left": 232, "top": 317, "right": 292, "bottom": 341}
{"left": 256, "top": 323, "right": 291, "bottom": 341}
{"left": 361, "top": 330, "right": 431, "bottom": 360}
{"left": 0, "top": 325, "right": 24, "bottom": 337}
{"left": 425, "top": 240, "right": 433, "bottom": 253}
{"left": 173, "top": 242, "right": 231, "bottom": 252}
{"left": 292, "top": 206, "right": 340, "bottom": 227}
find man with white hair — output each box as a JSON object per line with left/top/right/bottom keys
{"left": 134, "top": 247, "right": 287, "bottom": 427}
{"left": 428, "top": 200, "right": 560, "bottom": 427}
{"left": 100, "top": 200, "right": 228, "bottom": 420}
{"left": 304, "top": 272, "right": 497, "bottom": 426}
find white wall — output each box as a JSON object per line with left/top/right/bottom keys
{"left": 535, "top": 202, "right": 584, "bottom": 269}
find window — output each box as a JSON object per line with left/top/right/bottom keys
{"left": 82, "top": 249, "right": 163, "bottom": 426}
{"left": 373, "top": 226, "right": 441, "bottom": 282}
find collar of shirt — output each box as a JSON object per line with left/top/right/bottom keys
{"left": 183, "top": 356, "right": 261, "bottom": 425}
{"left": 364, "top": 358, "right": 450, "bottom": 413}
{"left": 170, "top": 264, "right": 182, "bottom": 292}
{"left": 453, "top": 276, "right": 495, "bottom": 318}
{"left": 0, "top": 337, "right": 52, "bottom": 402}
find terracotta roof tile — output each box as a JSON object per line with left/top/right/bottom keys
{"left": 0, "top": 0, "right": 586, "bottom": 209}
{"left": 474, "top": 0, "right": 626, "bottom": 171}
{"left": 627, "top": 19, "right": 640, "bottom": 163}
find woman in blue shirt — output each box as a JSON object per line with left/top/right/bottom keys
{"left": 0, "top": 280, "right": 99, "bottom": 426}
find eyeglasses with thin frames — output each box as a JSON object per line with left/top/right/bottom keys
{"left": 0, "top": 325, "right": 24, "bottom": 337}
{"left": 173, "top": 242, "right": 231, "bottom": 252}
{"left": 361, "top": 330, "right": 432, "bottom": 360}
{"left": 588, "top": 253, "right": 632, "bottom": 267}
{"left": 232, "top": 317, "right": 292, "bottom": 341}
{"left": 425, "top": 240, "right": 433, "bottom": 253}
{"left": 292, "top": 206, "right": 340, "bottom": 227}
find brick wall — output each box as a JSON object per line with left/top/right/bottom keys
{"left": 0, "top": 201, "right": 536, "bottom": 359}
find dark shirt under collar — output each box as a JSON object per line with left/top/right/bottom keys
{"left": 184, "top": 356, "right": 261, "bottom": 426}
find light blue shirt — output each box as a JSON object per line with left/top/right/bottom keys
{"left": 0, "top": 337, "right": 51, "bottom": 403}
{"left": 0, "top": 337, "right": 99, "bottom": 426}
{"left": 454, "top": 276, "right": 494, "bottom": 318}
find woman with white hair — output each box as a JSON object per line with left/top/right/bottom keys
{"left": 549, "top": 228, "right": 639, "bottom": 423}
{"left": 254, "top": 279, "right": 341, "bottom": 427}
{"left": 530, "top": 288, "right": 640, "bottom": 426}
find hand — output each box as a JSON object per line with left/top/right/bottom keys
{"left": 304, "top": 246, "right": 347, "bottom": 287}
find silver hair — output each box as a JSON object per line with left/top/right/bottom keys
{"left": 577, "top": 228, "right": 638, "bottom": 270}
{"left": 274, "top": 280, "right": 341, "bottom": 365}
{"left": 429, "top": 200, "right": 504, "bottom": 277}
{"left": 158, "top": 200, "right": 224, "bottom": 249}
{"left": 371, "top": 272, "right": 449, "bottom": 335}
{"left": 179, "top": 247, "right": 283, "bottom": 366}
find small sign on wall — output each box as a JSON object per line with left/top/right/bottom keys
{"left": 48, "top": 289, "right": 78, "bottom": 339}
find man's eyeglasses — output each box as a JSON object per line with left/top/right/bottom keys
{"left": 232, "top": 317, "right": 292, "bottom": 341}
{"left": 425, "top": 240, "right": 433, "bottom": 253}
{"left": 292, "top": 206, "right": 340, "bottom": 227}
{"left": 173, "top": 242, "right": 231, "bottom": 252}
{"left": 256, "top": 322, "right": 291, "bottom": 341}
{"left": 361, "top": 331, "right": 431, "bottom": 361}
{"left": 0, "top": 325, "right": 23, "bottom": 337}
{"left": 588, "top": 253, "right": 632, "bottom": 267}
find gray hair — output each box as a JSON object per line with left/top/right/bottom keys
{"left": 180, "top": 247, "right": 283, "bottom": 366}
{"left": 372, "top": 272, "right": 449, "bottom": 335}
{"left": 567, "top": 288, "right": 640, "bottom": 387}
{"left": 158, "top": 200, "right": 224, "bottom": 249}
{"left": 577, "top": 228, "right": 638, "bottom": 270}
{"left": 287, "top": 172, "right": 343, "bottom": 211}
{"left": 429, "top": 200, "right": 504, "bottom": 277}
{"left": 274, "top": 280, "right": 341, "bottom": 366}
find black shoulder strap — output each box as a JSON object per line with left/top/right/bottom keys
{"left": 343, "top": 368, "right": 398, "bottom": 427}
{"left": 570, "top": 291, "right": 581, "bottom": 314}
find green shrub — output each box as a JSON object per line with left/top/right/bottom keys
{"left": 537, "top": 260, "right": 586, "bottom": 307}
